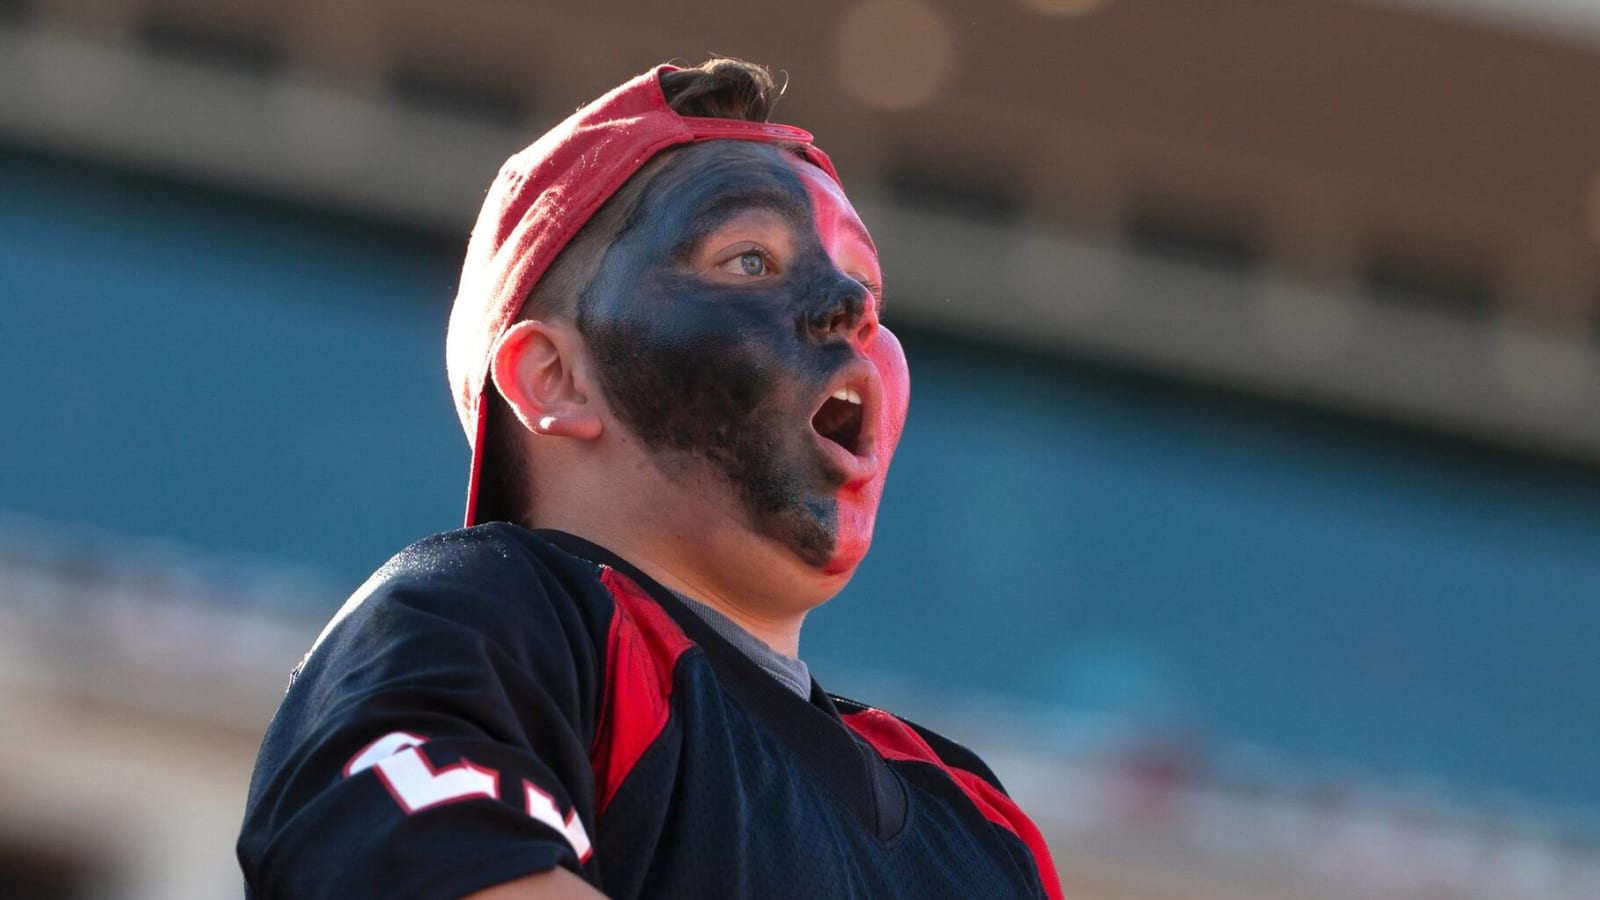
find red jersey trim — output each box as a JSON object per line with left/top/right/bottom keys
{"left": 591, "top": 566, "right": 695, "bottom": 815}
{"left": 843, "top": 708, "right": 1065, "bottom": 900}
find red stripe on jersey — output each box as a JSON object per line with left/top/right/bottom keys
{"left": 591, "top": 566, "right": 695, "bottom": 815}
{"left": 843, "top": 708, "right": 1065, "bottom": 900}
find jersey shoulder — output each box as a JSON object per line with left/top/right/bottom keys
{"left": 243, "top": 525, "right": 620, "bottom": 899}
{"left": 293, "top": 523, "right": 613, "bottom": 683}
{"left": 828, "top": 694, "right": 1008, "bottom": 795}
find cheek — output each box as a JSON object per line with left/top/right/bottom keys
{"left": 822, "top": 326, "right": 911, "bottom": 575}
{"left": 603, "top": 277, "right": 785, "bottom": 393}
{"left": 869, "top": 326, "right": 911, "bottom": 463}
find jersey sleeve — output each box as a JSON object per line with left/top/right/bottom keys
{"left": 238, "top": 528, "right": 610, "bottom": 900}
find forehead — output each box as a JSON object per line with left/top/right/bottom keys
{"left": 627, "top": 141, "right": 876, "bottom": 263}
{"left": 633, "top": 142, "right": 812, "bottom": 228}
{"left": 780, "top": 154, "right": 877, "bottom": 259}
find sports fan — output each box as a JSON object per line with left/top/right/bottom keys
{"left": 238, "top": 58, "right": 1062, "bottom": 900}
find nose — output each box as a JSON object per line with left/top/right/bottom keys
{"left": 805, "top": 280, "right": 872, "bottom": 345}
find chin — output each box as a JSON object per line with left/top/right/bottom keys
{"left": 750, "top": 520, "right": 870, "bottom": 605}
{"left": 817, "top": 527, "right": 871, "bottom": 578}
{"left": 816, "top": 555, "right": 861, "bottom": 580}
{"left": 810, "top": 498, "right": 877, "bottom": 579}
{"left": 782, "top": 546, "right": 861, "bottom": 606}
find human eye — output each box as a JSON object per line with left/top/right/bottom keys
{"left": 714, "top": 245, "right": 776, "bottom": 278}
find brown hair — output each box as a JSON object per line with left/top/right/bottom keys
{"left": 476, "top": 58, "right": 782, "bottom": 527}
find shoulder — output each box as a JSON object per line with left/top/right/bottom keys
{"left": 294, "top": 524, "right": 613, "bottom": 681}
{"left": 366, "top": 522, "right": 605, "bottom": 610}
{"left": 829, "top": 694, "right": 1009, "bottom": 795}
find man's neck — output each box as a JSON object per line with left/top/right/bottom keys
{"left": 667, "top": 588, "right": 814, "bottom": 699}
{"left": 533, "top": 516, "right": 810, "bottom": 658}
{"left": 637, "top": 555, "right": 808, "bottom": 658}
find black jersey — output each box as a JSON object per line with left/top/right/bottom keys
{"left": 238, "top": 525, "right": 1062, "bottom": 899}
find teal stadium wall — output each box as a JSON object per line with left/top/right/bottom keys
{"left": 5, "top": 147, "right": 1599, "bottom": 810}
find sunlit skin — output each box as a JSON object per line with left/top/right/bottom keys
{"left": 493, "top": 141, "right": 909, "bottom": 655}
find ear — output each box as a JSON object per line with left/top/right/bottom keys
{"left": 489, "top": 320, "right": 604, "bottom": 441}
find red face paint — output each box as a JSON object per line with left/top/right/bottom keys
{"left": 579, "top": 142, "right": 910, "bottom": 576}
{"left": 785, "top": 158, "right": 911, "bottom": 575}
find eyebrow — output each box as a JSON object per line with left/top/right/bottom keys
{"left": 834, "top": 214, "right": 878, "bottom": 262}
{"left": 683, "top": 189, "right": 809, "bottom": 243}
{"left": 683, "top": 190, "right": 879, "bottom": 268}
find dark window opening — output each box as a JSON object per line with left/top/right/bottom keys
{"left": 0, "top": 843, "right": 96, "bottom": 900}
{"left": 385, "top": 66, "right": 527, "bottom": 127}
{"left": 136, "top": 14, "right": 284, "bottom": 78}
{"left": 885, "top": 163, "right": 1020, "bottom": 224}
{"left": 1365, "top": 255, "right": 1491, "bottom": 318}
{"left": 0, "top": 0, "right": 35, "bottom": 27}
{"left": 1126, "top": 210, "right": 1259, "bottom": 275}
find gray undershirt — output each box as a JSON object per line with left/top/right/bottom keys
{"left": 669, "top": 589, "right": 813, "bottom": 700}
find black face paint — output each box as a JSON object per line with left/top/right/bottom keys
{"left": 576, "top": 142, "right": 872, "bottom": 568}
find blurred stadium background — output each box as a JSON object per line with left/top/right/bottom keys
{"left": 5, "top": 0, "right": 1600, "bottom": 897}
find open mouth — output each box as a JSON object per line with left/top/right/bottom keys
{"left": 808, "top": 361, "right": 882, "bottom": 484}
{"left": 811, "top": 386, "right": 865, "bottom": 454}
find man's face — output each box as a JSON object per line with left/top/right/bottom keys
{"left": 577, "top": 142, "right": 910, "bottom": 575}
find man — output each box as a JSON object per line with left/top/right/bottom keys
{"left": 238, "top": 59, "right": 1062, "bottom": 900}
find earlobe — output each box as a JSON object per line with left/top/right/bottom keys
{"left": 490, "top": 320, "right": 604, "bottom": 442}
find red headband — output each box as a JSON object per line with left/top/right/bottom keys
{"left": 446, "top": 64, "right": 841, "bottom": 526}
